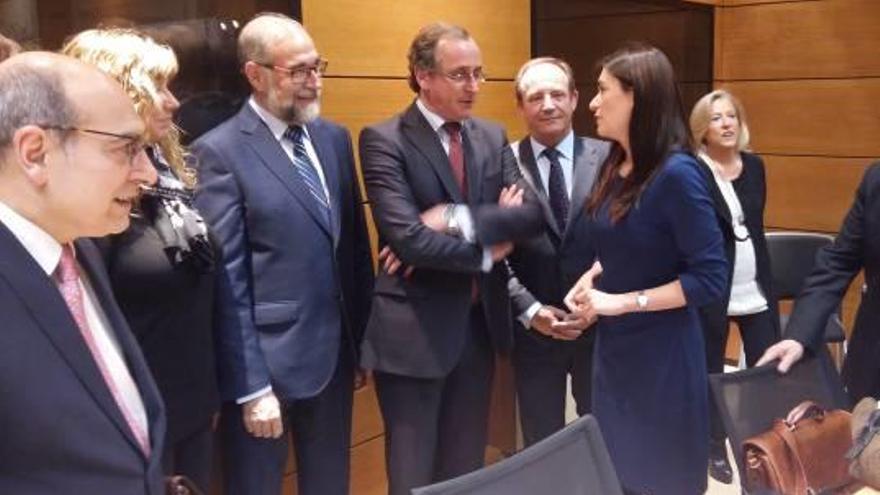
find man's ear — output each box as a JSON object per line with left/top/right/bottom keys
{"left": 243, "top": 61, "right": 266, "bottom": 92}
{"left": 414, "top": 68, "right": 431, "bottom": 92}
{"left": 12, "top": 125, "right": 52, "bottom": 186}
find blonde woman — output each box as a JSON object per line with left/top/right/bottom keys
{"left": 690, "top": 89, "right": 780, "bottom": 484}
{"left": 62, "top": 29, "right": 218, "bottom": 491}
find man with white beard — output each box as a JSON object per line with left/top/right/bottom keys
{"left": 192, "top": 13, "right": 374, "bottom": 495}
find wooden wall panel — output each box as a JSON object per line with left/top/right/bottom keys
{"left": 715, "top": 0, "right": 880, "bottom": 81}
{"left": 764, "top": 155, "right": 868, "bottom": 232}
{"left": 304, "top": 0, "right": 529, "bottom": 79}
{"left": 719, "top": 79, "right": 880, "bottom": 158}
{"left": 539, "top": 9, "right": 713, "bottom": 84}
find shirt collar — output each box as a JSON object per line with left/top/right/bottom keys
{"left": 530, "top": 130, "right": 575, "bottom": 162}
{"left": 0, "top": 200, "right": 63, "bottom": 276}
{"left": 248, "top": 96, "right": 312, "bottom": 142}
{"left": 416, "top": 98, "right": 454, "bottom": 133}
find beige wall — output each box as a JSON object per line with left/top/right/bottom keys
{"left": 713, "top": 0, "right": 880, "bottom": 336}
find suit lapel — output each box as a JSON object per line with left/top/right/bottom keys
{"left": 461, "top": 121, "right": 484, "bottom": 204}
{"left": 306, "top": 120, "right": 342, "bottom": 246}
{"left": 517, "top": 138, "right": 560, "bottom": 239}
{"left": 566, "top": 137, "right": 603, "bottom": 237}
{"left": 0, "top": 227, "right": 147, "bottom": 458}
{"left": 401, "top": 103, "right": 464, "bottom": 203}
{"left": 75, "top": 239, "right": 164, "bottom": 457}
{"left": 239, "top": 106, "right": 332, "bottom": 237}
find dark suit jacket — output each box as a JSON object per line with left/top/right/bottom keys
{"left": 788, "top": 162, "right": 880, "bottom": 401}
{"left": 359, "top": 102, "right": 543, "bottom": 378}
{"left": 507, "top": 135, "right": 610, "bottom": 317}
{"left": 696, "top": 152, "right": 780, "bottom": 334}
{"left": 193, "top": 103, "right": 374, "bottom": 402}
{"left": 0, "top": 229, "right": 166, "bottom": 494}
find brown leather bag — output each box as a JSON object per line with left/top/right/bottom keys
{"left": 742, "top": 400, "right": 854, "bottom": 494}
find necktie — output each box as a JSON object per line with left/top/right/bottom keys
{"left": 543, "top": 147, "right": 570, "bottom": 232}
{"left": 442, "top": 122, "right": 468, "bottom": 200}
{"left": 284, "top": 126, "right": 331, "bottom": 226}
{"left": 54, "top": 244, "right": 150, "bottom": 454}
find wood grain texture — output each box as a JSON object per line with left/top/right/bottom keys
{"left": 715, "top": 0, "right": 880, "bottom": 80}
{"left": 302, "top": 0, "right": 529, "bottom": 79}
{"left": 537, "top": 8, "right": 713, "bottom": 85}
{"left": 763, "top": 155, "right": 870, "bottom": 233}
{"left": 718, "top": 79, "right": 880, "bottom": 158}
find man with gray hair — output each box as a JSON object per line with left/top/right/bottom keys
{"left": 0, "top": 51, "right": 164, "bottom": 494}
{"left": 193, "top": 13, "right": 373, "bottom": 495}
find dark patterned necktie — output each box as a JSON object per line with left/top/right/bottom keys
{"left": 284, "top": 126, "right": 330, "bottom": 226}
{"left": 543, "top": 147, "right": 569, "bottom": 232}
{"left": 442, "top": 122, "right": 468, "bottom": 200}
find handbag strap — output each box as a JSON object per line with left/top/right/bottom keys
{"left": 786, "top": 400, "right": 825, "bottom": 426}
{"left": 774, "top": 420, "right": 810, "bottom": 494}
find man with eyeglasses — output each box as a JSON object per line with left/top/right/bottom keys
{"left": 359, "top": 22, "right": 543, "bottom": 495}
{"left": 0, "top": 52, "right": 164, "bottom": 494}
{"left": 192, "top": 13, "right": 373, "bottom": 495}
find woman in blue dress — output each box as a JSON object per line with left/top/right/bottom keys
{"left": 565, "top": 44, "right": 728, "bottom": 494}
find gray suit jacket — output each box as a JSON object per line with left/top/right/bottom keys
{"left": 359, "top": 102, "right": 544, "bottom": 378}
{"left": 507, "top": 135, "right": 610, "bottom": 315}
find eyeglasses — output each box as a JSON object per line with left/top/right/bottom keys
{"left": 434, "top": 68, "right": 486, "bottom": 84}
{"left": 255, "top": 59, "right": 329, "bottom": 82}
{"left": 41, "top": 125, "right": 147, "bottom": 165}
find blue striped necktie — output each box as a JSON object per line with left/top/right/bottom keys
{"left": 283, "top": 125, "right": 330, "bottom": 225}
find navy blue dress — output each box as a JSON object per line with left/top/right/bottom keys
{"left": 591, "top": 152, "right": 727, "bottom": 494}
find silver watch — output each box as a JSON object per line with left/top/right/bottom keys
{"left": 636, "top": 291, "right": 649, "bottom": 312}
{"left": 444, "top": 205, "right": 461, "bottom": 238}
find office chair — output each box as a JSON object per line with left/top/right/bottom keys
{"left": 765, "top": 231, "right": 847, "bottom": 365}
{"left": 709, "top": 352, "right": 850, "bottom": 494}
{"left": 411, "top": 415, "right": 624, "bottom": 495}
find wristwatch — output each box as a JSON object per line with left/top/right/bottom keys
{"left": 636, "top": 290, "right": 649, "bottom": 312}
{"left": 444, "top": 204, "right": 461, "bottom": 238}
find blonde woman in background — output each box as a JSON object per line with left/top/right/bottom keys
{"left": 63, "top": 29, "right": 219, "bottom": 492}
{"left": 690, "top": 89, "right": 780, "bottom": 484}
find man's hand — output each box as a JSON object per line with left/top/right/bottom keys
{"left": 354, "top": 367, "right": 370, "bottom": 391}
{"left": 420, "top": 204, "right": 449, "bottom": 232}
{"left": 378, "top": 246, "right": 413, "bottom": 277}
{"left": 489, "top": 242, "right": 513, "bottom": 262}
{"left": 756, "top": 339, "right": 805, "bottom": 373}
{"left": 498, "top": 185, "right": 523, "bottom": 208}
{"left": 242, "top": 391, "right": 283, "bottom": 439}
{"left": 529, "top": 305, "right": 566, "bottom": 336}
{"left": 551, "top": 313, "right": 593, "bottom": 340}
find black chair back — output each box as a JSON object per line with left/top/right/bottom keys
{"left": 411, "top": 415, "right": 623, "bottom": 495}
{"left": 765, "top": 231, "right": 846, "bottom": 343}
{"left": 709, "top": 353, "right": 849, "bottom": 491}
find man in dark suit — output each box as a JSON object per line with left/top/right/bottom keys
{"left": 506, "top": 57, "right": 609, "bottom": 447}
{"left": 192, "top": 13, "right": 373, "bottom": 495}
{"left": 0, "top": 52, "right": 164, "bottom": 494}
{"left": 359, "top": 22, "right": 543, "bottom": 495}
{"left": 758, "top": 162, "right": 880, "bottom": 403}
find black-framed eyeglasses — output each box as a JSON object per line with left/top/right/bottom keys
{"left": 41, "top": 125, "right": 147, "bottom": 165}
{"left": 434, "top": 68, "right": 486, "bottom": 84}
{"left": 255, "top": 59, "right": 329, "bottom": 82}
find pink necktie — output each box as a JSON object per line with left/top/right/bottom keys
{"left": 55, "top": 244, "right": 150, "bottom": 455}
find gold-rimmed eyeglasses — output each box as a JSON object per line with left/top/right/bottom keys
{"left": 255, "top": 59, "right": 329, "bottom": 83}
{"left": 434, "top": 68, "right": 486, "bottom": 84}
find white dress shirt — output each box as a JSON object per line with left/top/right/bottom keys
{"left": 416, "top": 98, "right": 492, "bottom": 273}
{"left": 0, "top": 200, "right": 149, "bottom": 438}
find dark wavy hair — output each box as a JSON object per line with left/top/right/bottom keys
{"left": 586, "top": 43, "right": 691, "bottom": 223}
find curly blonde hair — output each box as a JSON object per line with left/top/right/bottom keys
{"left": 61, "top": 28, "right": 195, "bottom": 187}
